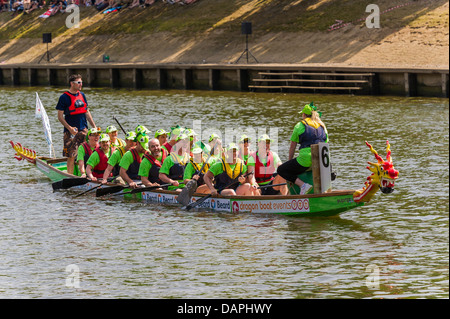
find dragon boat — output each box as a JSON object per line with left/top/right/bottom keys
{"left": 10, "top": 140, "right": 399, "bottom": 217}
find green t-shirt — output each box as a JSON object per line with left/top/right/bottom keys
{"left": 138, "top": 153, "right": 164, "bottom": 178}
{"left": 86, "top": 147, "right": 113, "bottom": 169}
{"left": 119, "top": 150, "right": 144, "bottom": 170}
{"left": 159, "top": 153, "right": 189, "bottom": 179}
{"left": 107, "top": 147, "right": 126, "bottom": 167}
{"left": 290, "top": 121, "right": 328, "bottom": 167}
{"left": 183, "top": 156, "right": 215, "bottom": 180}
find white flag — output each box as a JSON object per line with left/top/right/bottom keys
{"left": 35, "top": 92, "right": 54, "bottom": 157}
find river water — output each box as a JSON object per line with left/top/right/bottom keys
{"left": 0, "top": 86, "right": 448, "bottom": 299}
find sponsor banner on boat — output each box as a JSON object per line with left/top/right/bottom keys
{"left": 141, "top": 191, "right": 231, "bottom": 211}
{"left": 231, "top": 198, "right": 310, "bottom": 214}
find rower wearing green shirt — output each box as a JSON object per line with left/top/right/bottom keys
{"left": 247, "top": 134, "right": 288, "bottom": 196}
{"left": 119, "top": 132, "right": 149, "bottom": 189}
{"left": 106, "top": 125, "right": 125, "bottom": 148}
{"left": 101, "top": 131, "right": 137, "bottom": 185}
{"left": 208, "top": 133, "right": 223, "bottom": 164}
{"left": 182, "top": 145, "right": 212, "bottom": 194}
{"left": 203, "top": 143, "right": 252, "bottom": 196}
{"left": 138, "top": 138, "right": 168, "bottom": 187}
{"left": 86, "top": 133, "right": 113, "bottom": 182}
{"left": 158, "top": 133, "right": 190, "bottom": 191}
{"left": 76, "top": 127, "right": 100, "bottom": 177}
{"left": 277, "top": 102, "right": 328, "bottom": 195}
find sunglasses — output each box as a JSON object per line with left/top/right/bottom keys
{"left": 72, "top": 81, "right": 83, "bottom": 84}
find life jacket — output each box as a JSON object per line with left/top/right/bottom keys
{"left": 92, "top": 147, "right": 110, "bottom": 179}
{"left": 162, "top": 142, "right": 173, "bottom": 154}
{"left": 111, "top": 146, "right": 127, "bottom": 177}
{"left": 143, "top": 149, "right": 168, "bottom": 183}
{"left": 189, "top": 156, "right": 210, "bottom": 186}
{"left": 215, "top": 157, "right": 244, "bottom": 191}
{"left": 64, "top": 91, "right": 87, "bottom": 116}
{"left": 298, "top": 117, "right": 327, "bottom": 150}
{"left": 81, "top": 142, "right": 94, "bottom": 166}
{"left": 126, "top": 148, "right": 143, "bottom": 180}
{"left": 112, "top": 138, "right": 125, "bottom": 148}
{"left": 251, "top": 151, "right": 276, "bottom": 184}
{"left": 168, "top": 152, "right": 189, "bottom": 181}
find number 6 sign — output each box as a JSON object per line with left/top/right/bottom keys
{"left": 319, "top": 143, "right": 332, "bottom": 193}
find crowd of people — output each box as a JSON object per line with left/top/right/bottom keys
{"left": 56, "top": 74, "right": 329, "bottom": 197}
{"left": 0, "top": 0, "right": 198, "bottom": 14}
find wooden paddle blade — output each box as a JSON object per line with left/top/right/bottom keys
{"left": 61, "top": 177, "right": 90, "bottom": 189}
{"left": 176, "top": 180, "right": 197, "bottom": 206}
{"left": 95, "top": 185, "right": 125, "bottom": 197}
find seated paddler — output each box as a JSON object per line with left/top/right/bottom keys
{"left": 118, "top": 132, "right": 150, "bottom": 189}
{"left": 247, "top": 134, "right": 288, "bottom": 196}
{"left": 203, "top": 143, "right": 253, "bottom": 196}
{"left": 76, "top": 127, "right": 101, "bottom": 177}
{"left": 85, "top": 133, "right": 113, "bottom": 182}
{"left": 138, "top": 137, "right": 168, "bottom": 187}
{"left": 158, "top": 132, "right": 190, "bottom": 191}
{"left": 101, "top": 131, "right": 137, "bottom": 185}
{"left": 182, "top": 145, "right": 211, "bottom": 194}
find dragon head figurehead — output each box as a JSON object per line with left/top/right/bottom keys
{"left": 353, "top": 140, "right": 399, "bottom": 203}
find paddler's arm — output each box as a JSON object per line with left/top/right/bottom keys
{"left": 158, "top": 173, "right": 179, "bottom": 187}
{"left": 57, "top": 110, "right": 78, "bottom": 135}
{"left": 203, "top": 170, "right": 217, "bottom": 196}
{"left": 246, "top": 165, "right": 258, "bottom": 189}
{"left": 86, "top": 164, "right": 97, "bottom": 182}
{"left": 288, "top": 141, "right": 297, "bottom": 161}
{"left": 101, "top": 164, "right": 114, "bottom": 184}
{"left": 120, "top": 167, "right": 138, "bottom": 188}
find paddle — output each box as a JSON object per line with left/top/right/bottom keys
{"left": 95, "top": 182, "right": 142, "bottom": 197}
{"left": 52, "top": 177, "right": 90, "bottom": 191}
{"left": 111, "top": 183, "right": 171, "bottom": 196}
{"left": 185, "top": 172, "right": 253, "bottom": 211}
{"left": 113, "top": 115, "right": 127, "bottom": 135}
{"left": 258, "top": 182, "right": 287, "bottom": 189}
{"left": 73, "top": 176, "right": 119, "bottom": 198}
{"left": 176, "top": 142, "right": 218, "bottom": 206}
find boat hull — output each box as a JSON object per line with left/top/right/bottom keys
{"left": 34, "top": 157, "right": 364, "bottom": 217}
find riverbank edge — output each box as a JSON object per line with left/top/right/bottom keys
{"left": 1, "top": 62, "right": 448, "bottom": 98}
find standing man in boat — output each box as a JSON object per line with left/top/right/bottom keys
{"left": 119, "top": 132, "right": 150, "bottom": 189}
{"left": 247, "top": 134, "right": 288, "bottom": 196}
{"left": 85, "top": 133, "right": 113, "bottom": 182}
{"left": 277, "top": 102, "right": 328, "bottom": 195}
{"left": 56, "top": 74, "right": 97, "bottom": 175}
{"left": 101, "top": 131, "right": 137, "bottom": 184}
{"left": 139, "top": 138, "right": 168, "bottom": 187}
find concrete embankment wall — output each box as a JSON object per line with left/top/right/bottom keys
{"left": 0, "top": 63, "right": 448, "bottom": 98}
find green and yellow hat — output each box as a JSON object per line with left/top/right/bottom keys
{"left": 99, "top": 133, "right": 110, "bottom": 142}
{"left": 125, "top": 131, "right": 136, "bottom": 141}
{"left": 86, "top": 127, "right": 101, "bottom": 141}
{"left": 299, "top": 102, "right": 318, "bottom": 116}
{"left": 106, "top": 125, "right": 118, "bottom": 133}
{"left": 154, "top": 129, "right": 169, "bottom": 138}
{"left": 257, "top": 134, "right": 273, "bottom": 143}
{"left": 136, "top": 133, "right": 150, "bottom": 151}
{"left": 208, "top": 133, "right": 221, "bottom": 143}
{"left": 135, "top": 125, "right": 150, "bottom": 135}
{"left": 176, "top": 133, "right": 189, "bottom": 142}
{"left": 238, "top": 134, "right": 251, "bottom": 144}
{"left": 226, "top": 142, "right": 239, "bottom": 152}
